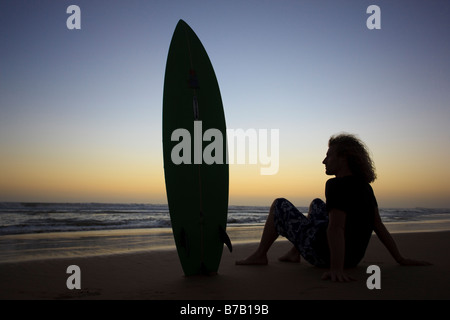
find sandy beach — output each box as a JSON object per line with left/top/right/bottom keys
{"left": 1, "top": 229, "right": 449, "bottom": 301}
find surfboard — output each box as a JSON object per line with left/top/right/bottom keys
{"left": 162, "top": 20, "right": 232, "bottom": 276}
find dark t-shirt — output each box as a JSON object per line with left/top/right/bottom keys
{"left": 325, "top": 176, "right": 377, "bottom": 267}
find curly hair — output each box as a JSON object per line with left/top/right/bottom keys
{"left": 328, "top": 133, "right": 377, "bottom": 183}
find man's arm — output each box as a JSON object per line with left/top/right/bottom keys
{"left": 322, "top": 208, "right": 355, "bottom": 282}
{"left": 373, "top": 208, "right": 432, "bottom": 266}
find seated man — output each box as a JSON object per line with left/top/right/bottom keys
{"left": 236, "top": 133, "right": 431, "bottom": 282}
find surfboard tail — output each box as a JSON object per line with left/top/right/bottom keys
{"left": 219, "top": 225, "right": 232, "bottom": 253}
{"left": 179, "top": 228, "right": 190, "bottom": 257}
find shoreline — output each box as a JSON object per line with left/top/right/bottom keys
{"left": 1, "top": 230, "right": 449, "bottom": 300}
{"left": 1, "top": 220, "right": 450, "bottom": 264}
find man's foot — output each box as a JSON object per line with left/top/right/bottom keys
{"left": 278, "top": 247, "right": 301, "bottom": 263}
{"left": 235, "top": 253, "right": 268, "bottom": 265}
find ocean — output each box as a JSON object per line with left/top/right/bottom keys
{"left": 1, "top": 202, "right": 450, "bottom": 236}
{"left": 1, "top": 202, "right": 450, "bottom": 263}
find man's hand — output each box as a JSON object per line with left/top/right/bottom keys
{"left": 397, "top": 257, "right": 432, "bottom": 266}
{"left": 321, "top": 270, "right": 356, "bottom": 282}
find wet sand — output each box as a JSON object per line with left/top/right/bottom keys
{"left": 1, "top": 228, "right": 449, "bottom": 300}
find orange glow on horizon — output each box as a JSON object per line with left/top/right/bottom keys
{"left": 1, "top": 148, "right": 450, "bottom": 208}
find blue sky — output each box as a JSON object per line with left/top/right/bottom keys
{"left": 1, "top": 1, "right": 450, "bottom": 207}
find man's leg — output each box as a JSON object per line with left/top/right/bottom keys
{"left": 235, "top": 200, "right": 279, "bottom": 265}
{"left": 277, "top": 199, "right": 326, "bottom": 263}
{"left": 278, "top": 246, "right": 301, "bottom": 263}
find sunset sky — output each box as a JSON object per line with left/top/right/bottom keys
{"left": 1, "top": 0, "right": 450, "bottom": 208}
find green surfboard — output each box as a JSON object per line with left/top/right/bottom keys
{"left": 162, "top": 20, "right": 232, "bottom": 276}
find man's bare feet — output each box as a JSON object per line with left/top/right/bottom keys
{"left": 235, "top": 253, "right": 268, "bottom": 265}
{"left": 278, "top": 246, "right": 301, "bottom": 263}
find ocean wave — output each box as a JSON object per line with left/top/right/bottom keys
{"left": 1, "top": 202, "right": 450, "bottom": 236}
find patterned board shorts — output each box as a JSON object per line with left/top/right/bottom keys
{"left": 273, "top": 198, "right": 330, "bottom": 267}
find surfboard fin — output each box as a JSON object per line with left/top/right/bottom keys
{"left": 219, "top": 225, "right": 233, "bottom": 253}
{"left": 179, "top": 228, "right": 190, "bottom": 257}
